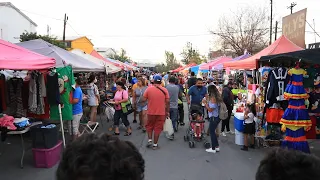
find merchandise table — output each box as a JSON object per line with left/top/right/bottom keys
{"left": 1, "top": 121, "right": 42, "bottom": 168}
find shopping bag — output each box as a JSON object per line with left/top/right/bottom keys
{"left": 121, "top": 100, "right": 134, "bottom": 115}
{"left": 163, "top": 117, "right": 174, "bottom": 136}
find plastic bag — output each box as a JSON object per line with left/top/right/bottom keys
{"left": 104, "top": 106, "right": 115, "bottom": 122}
{"left": 163, "top": 117, "right": 174, "bottom": 136}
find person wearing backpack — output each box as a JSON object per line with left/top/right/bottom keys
{"left": 203, "top": 85, "right": 223, "bottom": 153}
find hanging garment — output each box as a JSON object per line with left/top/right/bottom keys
{"left": 47, "top": 72, "right": 60, "bottom": 105}
{"left": 265, "top": 67, "right": 289, "bottom": 105}
{"left": 284, "top": 68, "right": 309, "bottom": 100}
{"left": 8, "top": 78, "right": 26, "bottom": 117}
{"left": 50, "top": 66, "right": 75, "bottom": 121}
{"left": 28, "top": 72, "right": 46, "bottom": 114}
{"left": 0, "top": 74, "right": 6, "bottom": 113}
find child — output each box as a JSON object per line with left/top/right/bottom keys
{"left": 241, "top": 103, "right": 256, "bottom": 151}
{"left": 191, "top": 112, "right": 204, "bottom": 138}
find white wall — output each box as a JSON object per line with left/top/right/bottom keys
{"left": 0, "top": 6, "right": 36, "bottom": 43}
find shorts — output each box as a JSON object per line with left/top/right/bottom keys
{"left": 243, "top": 122, "right": 255, "bottom": 135}
{"left": 136, "top": 105, "right": 147, "bottom": 112}
{"left": 146, "top": 115, "right": 165, "bottom": 135}
{"left": 69, "top": 113, "right": 83, "bottom": 135}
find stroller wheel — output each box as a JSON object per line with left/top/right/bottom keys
{"left": 204, "top": 141, "right": 211, "bottom": 149}
{"left": 184, "top": 136, "right": 187, "bottom": 142}
{"left": 189, "top": 141, "right": 195, "bottom": 148}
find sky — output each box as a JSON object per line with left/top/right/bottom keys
{"left": 7, "top": 0, "right": 320, "bottom": 64}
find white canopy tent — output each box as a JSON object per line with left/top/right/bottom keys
{"left": 16, "top": 39, "right": 105, "bottom": 72}
{"left": 71, "top": 49, "right": 121, "bottom": 74}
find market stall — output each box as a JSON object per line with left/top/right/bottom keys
{"left": 16, "top": 39, "right": 105, "bottom": 72}
{"left": 0, "top": 39, "right": 63, "bottom": 168}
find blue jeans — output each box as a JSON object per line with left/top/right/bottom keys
{"left": 170, "top": 108, "right": 179, "bottom": 129}
{"left": 209, "top": 116, "right": 221, "bottom": 149}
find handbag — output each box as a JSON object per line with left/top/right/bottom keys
{"left": 120, "top": 91, "right": 134, "bottom": 115}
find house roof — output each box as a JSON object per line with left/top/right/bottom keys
{"left": 0, "top": 2, "right": 37, "bottom": 26}
{"left": 57, "top": 36, "right": 94, "bottom": 46}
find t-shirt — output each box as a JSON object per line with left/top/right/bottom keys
{"left": 144, "top": 85, "right": 169, "bottom": 115}
{"left": 187, "top": 77, "right": 197, "bottom": 88}
{"left": 166, "top": 84, "right": 179, "bottom": 109}
{"left": 72, "top": 87, "right": 83, "bottom": 115}
{"left": 114, "top": 90, "right": 128, "bottom": 110}
{"left": 188, "top": 85, "right": 207, "bottom": 105}
{"left": 46, "top": 72, "right": 60, "bottom": 105}
{"left": 50, "top": 66, "right": 75, "bottom": 121}
{"left": 245, "top": 112, "right": 255, "bottom": 124}
{"left": 208, "top": 102, "right": 218, "bottom": 118}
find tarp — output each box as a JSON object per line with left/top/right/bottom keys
{"left": 71, "top": 49, "right": 121, "bottom": 73}
{"left": 213, "top": 53, "right": 251, "bottom": 70}
{"left": 190, "top": 63, "right": 205, "bottom": 74}
{"left": 0, "top": 39, "right": 55, "bottom": 70}
{"left": 260, "top": 48, "right": 320, "bottom": 64}
{"left": 16, "top": 39, "right": 104, "bottom": 72}
{"left": 199, "top": 56, "right": 232, "bottom": 71}
{"left": 223, "top": 35, "right": 304, "bottom": 70}
{"left": 172, "top": 66, "right": 183, "bottom": 72}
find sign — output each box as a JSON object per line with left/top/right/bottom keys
{"left": 282, "top": 8, "right": 307, "bottom": 48}
{"left": 308, "top": 42, "right": 320, "bottom": 49}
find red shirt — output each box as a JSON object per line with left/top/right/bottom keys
{"left": 144, "top": 85, "right": 169, "bottom": 115}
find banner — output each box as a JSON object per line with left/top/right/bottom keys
{"left": 282, "top": 8, "right": 307, "bottom": 48}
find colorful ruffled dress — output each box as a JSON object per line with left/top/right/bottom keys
{"left": 280, "top": 68, "right": 312, "bottom": 153}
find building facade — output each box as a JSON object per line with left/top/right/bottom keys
{"left": 0, "top": 2, "right": 37, "bottom": 43}
{"left": 95, "top": 47, "right": 116, "bottom": 58}
{"left": 58, "top": 36, "right": 94, "bottom": 54}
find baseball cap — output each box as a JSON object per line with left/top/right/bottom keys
{"left": 153, "top": 75, "right": 162, "bottom": 82}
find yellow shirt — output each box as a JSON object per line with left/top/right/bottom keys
{"left": 132, "top": 80, "right": 149, "bottom": 91}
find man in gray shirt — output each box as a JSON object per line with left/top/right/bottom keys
{"left": 166, "top": 76, "right": 180, "bottom": 137}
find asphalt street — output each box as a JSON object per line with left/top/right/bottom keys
{"left": 0, "top": 103, "right": 319, "bottom": 180}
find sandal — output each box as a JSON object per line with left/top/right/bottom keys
{"left": 146, "top": 140, "right": 153, "bottom": 148}
{"left": 113, "top": 132, "right": 120, "bottom": 136}
{"left": 124, "top": 131, "right": 132, "bottom": 136}
{"left": 152, "top": 144, "right": 159, "bottom": 150}
{"left": 142, "top": 128, "right": 146, "bottom": 133}
{"left": 137, "top": 126, "right": 142, "bottom": 130}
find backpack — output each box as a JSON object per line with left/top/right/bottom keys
{"left": 219, "top": 102, "right": 229, "bottom": 120}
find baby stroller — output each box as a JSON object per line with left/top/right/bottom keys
{"left": 184, "top": 104, "right": 211, "bottom": 149}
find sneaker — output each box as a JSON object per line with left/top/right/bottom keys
{"left": 133, "top": 120, "right": 137, "bottom": 123}
{"left": 221, "top": 132, "right": 226, "bottom": 137}
{"left": 249, "top": 144, "right": 255, "bottom": 149}
{"left": 152, "top": 144, "right": 159, "bottom": 150}
{"left": 146, "top": 140, "right": 153, "bottom": 148}
{"left": 227, "top": 130, "right": 234, "bottom": 134}
{"left": 168, "top": 134, "right": 174, "bottom": 140}
{"left": 206, "top": 148, "right": 216, "bottom": 153}
{"left": 215, "top": 147, "right": 220, "bottom": 152}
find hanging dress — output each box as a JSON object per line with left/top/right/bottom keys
{"left": 280, "top": 68, "right": 312, "bottom": 153}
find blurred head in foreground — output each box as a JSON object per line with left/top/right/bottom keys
{"left": 256, "top": 148, "right": 320, "bottom": 180}
{"left": 56, "top": 133, "right": 145, "bottom": 180}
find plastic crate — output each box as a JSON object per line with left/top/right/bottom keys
{"left": 32, "top": 141, "right": 62, "bottom": 168}
{"left": 31, "top": 124, "right": 58, "bottom": 149}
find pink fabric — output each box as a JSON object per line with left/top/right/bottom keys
{"left": 0, "top": 115, "right": 17, "bottom": 130}
{"left": 114, "top": 90, "right": 129, "bottom": 110}
{"left": 199, "top": 56, "right": 232, "bottom": 70}
{"left": 0, "top": 39, "right": 55, "bottom": 70}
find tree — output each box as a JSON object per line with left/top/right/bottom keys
{"left": 212, "top": 6, "right": 269, "bottom": 56}
{"left": 165, "top": 51, "right": 180, "bottom": 71}
{"left": 107, "top": 48, "right": 131, "bottom": 63}
{"left": 20, "top": 32, "right": 66, "bottom": 49}
{"left": 155, "top": 63, "right": 168, "bottom": 73}
{"left": 181, "top": 42, "right": 206, "bottom": 65}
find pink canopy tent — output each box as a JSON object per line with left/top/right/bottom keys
{"left": 0, "top": 39, "right": 55, "bottom": 70}
{"left": 199, "top": 56, "right": 232, "bottom": 71}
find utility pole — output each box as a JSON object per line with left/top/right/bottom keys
{"left": 62, "top": 13, "right": 68, "bottom": 42}
{"left": 269, "top": 0, "right": 273, "bottom": 45}
{"left": 275, "top": 21, "right": 278, "bottom": 41}
{"left": 287, "top": 2, "right": 297, "bottom": 14}
{"left": 47, "top": 25, "right": 50, "bottom": 36}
